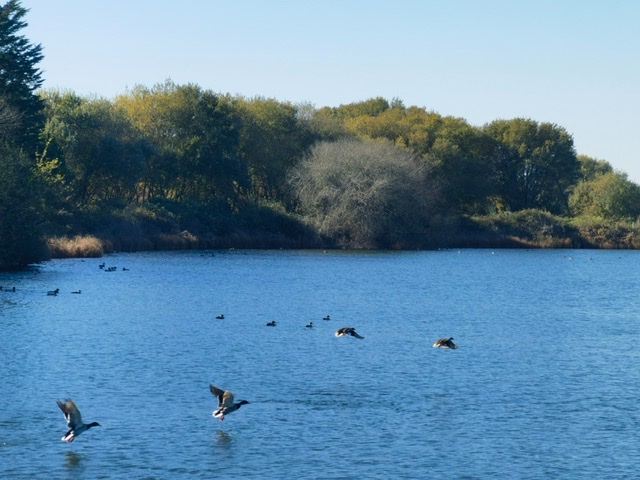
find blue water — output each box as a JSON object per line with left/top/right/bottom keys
{"left": 0, "top": 249, "right": 639, "bottom": 479}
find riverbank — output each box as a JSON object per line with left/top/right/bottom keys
{"left": 45, "top": 210, "right": 639, "bottom": 259}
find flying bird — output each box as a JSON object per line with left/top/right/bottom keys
{"left": 335, "top": 327, "right": 364, "bottom": 339}
{"left": 432, "top": 337, "right": 457, "bottom": 349}
{"left": 56, "top": 399, "right": 100, "bottom": 442}
{"left": 210, "top": 385, "right": 249, "bottom": 421}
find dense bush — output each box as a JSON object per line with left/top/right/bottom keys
{"left": 289, "top": 138, "right": 445, "bottom": 249}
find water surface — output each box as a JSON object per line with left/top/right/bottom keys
{"left": 1, "top": 249, "right": 638, "bottom": 478}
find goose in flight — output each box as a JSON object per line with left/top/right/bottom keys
{"left": 210, "top": 385, "right": 249, "bottom": 421}
{"left": 335, "top": 327, "right": 364, "bottom": 339}
{"left": 432, "top": 337, "right": 457, "bottom": 349}
{"left": 56, "top": 399, "right": 100, "bottom": 442}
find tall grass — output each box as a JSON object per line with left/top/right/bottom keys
{"left": 47, "top": 235, "right": 104, "bottom": 258}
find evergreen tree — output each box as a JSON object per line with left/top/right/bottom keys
{"left": 0, "top": 0, "right": 44, "bottom": 150}
{"left": 0, "top": 1, "right": 47, "bottom": 269}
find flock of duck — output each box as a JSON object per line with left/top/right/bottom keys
{"left": 224, "top": 312, "right": 368, "bottom": 339}
{"left": 35, "top": 261, "right": 456, "bottom": 443}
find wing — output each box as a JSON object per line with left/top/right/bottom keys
{"left": 210, "top": 385, "right": 226, "bottom": 406}
{"left": 350, "top": 330, "right": 364, "bottom": 339}
{"left": 221, "top": 390, "right": 235, "bottom": 409}
{"left": 57, "top": 399, "right": 83, "bottom": 428}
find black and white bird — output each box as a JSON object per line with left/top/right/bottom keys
{"left": 56, "top": 399, "right": 101, "bottom": 442}
{"left": 335, "top": 327, "right": 364, "bottom": 339}
{"left": 210, "top": 385, "right": 249, "bottom": 421}
{"left": 432, "top": 337, "right": 457, "bottom": 349}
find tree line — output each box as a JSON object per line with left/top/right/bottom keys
{"left": 1, "top": 0, "right": 639, "bottom": 268}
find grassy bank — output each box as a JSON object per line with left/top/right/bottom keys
{"left": 43, "top": 207, "right": 639, "bottom": 260}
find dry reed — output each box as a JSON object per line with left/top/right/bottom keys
{"left": 47, "top": 235, "right": 104, "bottom": 258}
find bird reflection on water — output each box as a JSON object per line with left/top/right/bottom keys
{"left": 215, "top": 430, "right": 234, "bottom": 450}
{"left": 64, "top": 451, "right": 83, "bottom": 468}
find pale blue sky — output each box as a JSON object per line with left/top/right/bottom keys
{"left": 23, "top": 0, "right": 640, "bottom": 182}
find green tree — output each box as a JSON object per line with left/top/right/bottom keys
{"left": 0, "top": 144, "right": 47, "bottom": 268}
{"left": 484, "top": 118, "right": 579, "bottom": 214}
{"left": 0, "top": 1, "right": 47, "bottom": 269}
{"left": 40, "top": 90, "right": 146, "bottom": 206}
{"left": 576, "top": 154, "right": 613, "bottom": 181}
{"left": 0, "top": 0, "right": 43, "bottom": 150}
{"left": 569, "top": 171, "right": 640, "bottom": 220}
{"left": 116, "top": 81, "right": 245, "bottom": 205}
{"left": 336, "top": 104, "right": 495, "bottom": 214}
{"left": 310, "top": 97, "right": 393, "bottom": 142}
{"left": 289, "top": 138, "right": 443, "bottom": 248}
{"left": 235, "top": 96, "right": 314, "bottom": 204}
{"left": 0, "top": 95, "right": 20, "bottom": 139}
{"left": 423, "top": 117, "right": 496, "bottom": 214}
{"left": 321, "top": 97, "right": 390, "bottom": 120}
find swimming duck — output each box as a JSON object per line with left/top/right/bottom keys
{"left": 210, "top": 385, "right": 249, "bottom": 421}
{"left": 305, "top": 321, "right": 313, "bottom": 328}
{"left": 216, "top": 314, "right": 225, "bottom": 319}
{"left": 432, "top": 337, "right": 457, "bottom": 349}
{"left": 56, "top": 399, "right": 101, "bottom": 442}
{"left": 335, "top": 327, "right": 364, "bottom": 339}
{"left": 47, "top": 288, "right": 60, "bottom": 296}
{"left": 266, "top": 320, "right": 277, "bottom": 326}
{"left": 323, "top": 315, "right": 331, "bottom": 320}
{"left": 71, "top": 290, "right": 81, "bottom": 294}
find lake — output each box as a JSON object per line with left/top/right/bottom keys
{"left": 0, "top": 249, "right": 639, "bottom": 479}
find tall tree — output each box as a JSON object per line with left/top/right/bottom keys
{"left": 116, "top": 81, "right": 245, "bottom": 205}
{"left": 0, "top": 1, "right": 47, "bottom": 269}
{"left": 424, "top": 116, "right": 496, "bottom": 214}
{"left": 0, "top": 0, "right": 44, "bottom": 150}
{"left": 40, "top": 91, "right": 146, "bottom": 207}
{"left": 0, "top": 144, "right": 47, "bottom": 268}
{"left": 235, "top": 96, "right": 314, "bottom": 204}
{"left": 484, "top": 118, "right": 579, "bottom": 214}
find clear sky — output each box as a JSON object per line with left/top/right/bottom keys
{"left": 22, "top": 0, "right": 640, "bottom": 183}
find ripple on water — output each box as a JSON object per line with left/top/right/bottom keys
{"left": 1, "top": 249, "right": 639, "bottom": 478}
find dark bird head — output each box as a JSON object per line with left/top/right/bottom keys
{"left": 238, "top": 400, "right": 250, "bottom": 406}
{"left": 87, "top": 422, "right": 101, "bottom": 429}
